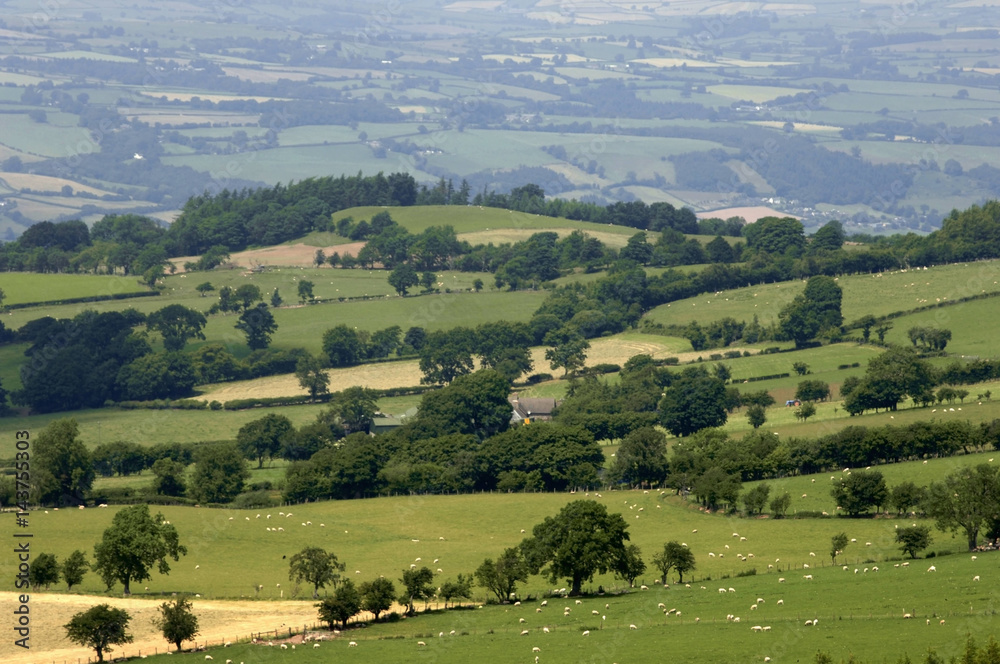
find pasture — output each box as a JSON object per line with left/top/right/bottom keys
{"left": 328, "top": 205, "right": 644, "bottom": 239}
{"left": 7, "top": 489, "right": 998, "bottom": 664}
{"left": 643, "top": 260, "right": 1000, "bottom": 328}
{"left": 0, "top": 272, "right": 150, "bottom": 305}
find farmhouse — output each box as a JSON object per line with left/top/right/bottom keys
{"left": 510, "top": 395, "right": 560, "bottom": 424}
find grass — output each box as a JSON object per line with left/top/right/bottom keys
{"left": 0, "top": 402, "right": 330, "bottom": 448}
{"left": 0, "top": 273, "right": 150, "bottom": 305}
{"left": 643, "top": 260, "right": 1000, "bottom": 328}
{"left": 10, "top": 491, "right": 1000, "bottom": 664}
{"left": 328, "top": 204, "right": 643, "bottom": 238}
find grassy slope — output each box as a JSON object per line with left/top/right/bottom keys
{"left": 644, "top": 260, "right": 1000, "bottom": 328}
{"left": 0, "top": 273, "right": 149, "bottom": 305}
{"left": 10, "top": 490, "right": 998, "bottom": 664}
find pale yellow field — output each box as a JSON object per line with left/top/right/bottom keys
{"left": 199, "top": 335, "right": 696, "bottom": 402}
{"left": 749, "top": 120, "right": 841, "bottom": 132}
{"left": 696, "top": 206, "right": 798, "bottom": 223}
{"left": 0, "top": 592, "right": 326, "bottom": 664}
{"left": 140, "top": 91, "right": 289, "bottom": 103}
{"left": 444, "top": 0, "right": 505, "bottom": 10}
{"left": 123, "top": 113, "right": 260, "bottom": 126}
{"left": 221, "top": 67, "right": 313, "bottom": 83}
{"left": 0, "top": 173, "right": 114, "bottom": 196}
{"left": 710, "top": 85, "right": 811, "bottom": 102}
{"left": 457, "top": 228, "right": 634, "bottom": 249}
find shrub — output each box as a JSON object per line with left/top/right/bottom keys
{"left": 230, "top": 490, "right": 277, "bottom": 509}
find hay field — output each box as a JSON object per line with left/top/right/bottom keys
{"left": 0, "top": 593, "right": 321, "bottom": 664}
{"left": 0, "top": 173, "right": 114, "bottom": 196}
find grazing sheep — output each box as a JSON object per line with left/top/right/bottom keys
{"left": 520, "top": 618, "right": 526, "bottom": 623}
{"left": 927, "top": 566, "right": 936, "bottom": 572}
{"left": 348, "top": 642, "right": 358, "bottom": 647}
{"left": 541, "top": 600, "right": 548, "bottom": 606}
{"left": 778, "top": 578, "right": 785, "bottom": 583}
{"left": 575, "top": 599, "right": 582, "bottom": 605}
{"left": 776, "top": 600, "right": 783, "bottom": 605}
{"left": 417, "top": 641, "right": 426, "bottom": 646}
{"left": 974, "top": 575, "right": 981, "bottom": 581}
{"left": 763, "top": 626, "right": 771, "bottom": 631}
{"left": 751, "top": 626, "right": 762, "bottom": 632}
{"left": 536, "top": 608, "right": 542, "bottom": 613}
{"left": 903, "top": 613, "right": 912, "bottom": 619}
{"left": 533, "top": 647, "right": 541, "bottom": 652}
{"left": 313, "top": 644, "right": 320, "bottom": 649}
{"left": 804, "top": 620, "right": 813, "bottom": 626}
{"left": 520, "top": 630, "right": 529, "bottom": 636}
{"left": 640, "top": 584, "right": 648, "bottom": 590}
{"left": 728, "top": 588, "right": 736, "bottom": 593}
{"left": 719, "top": 588, "right": 727, "bottom": 593}
{"left": 751, "top": 604, "right": 758, "bottom": 611}
{"left": 543, "top": 627, "right": 550, "bottom": 633}
{"left": 592, "top": 610, "right": 599, "bottom": 615}
{"left": 280, "top": 645, "right": 287, "bottom": 650}
{"left": 972, "top": 556, "right": 978, "bottom": 561}
{"left": 205, "top": 657, "right": 213, "bottom": 661}
{"left": 582, "top": 631, "right": 590, "bottom": 636}
{"left": 804, "top": 575, "right": 813, "bottom": 580}
{"left": 940, "top": 620, "right": 946, "bottom": 625}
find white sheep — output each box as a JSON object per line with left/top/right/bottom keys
{"left": 533, "top": 647, "right": 541, "bottom": 652}
{"left": 582, "top": 630, "right": 590, "bottom": 636}
{"left": 417, "top": 641, "right": 426, "bottom": 646}
{"left": 778, "top": 578, "right": 785, "bottom": 583}
{"left": 348, "top": 642, "right": 358, "bottom": 647}
{"left": 629, "top": 624, "right": 638, "bottom": 630}
{"left": 974, "top": 575, "right": 981, "bottom": 581}
{"left": 520, "top": 630, "right": 529, "bottom": 636}
{"left": 776, "top": 600, "right": 783, "bottom": 605}
{"left": 804, "top": 574, "right": 813, "bottom": 580}
{"left": 927, "top": 565, "right": 936, "bottom": 572}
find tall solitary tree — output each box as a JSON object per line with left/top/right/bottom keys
{"left": 33, "top": 418, "right": 94, "bottom": 506}
{"left": 64, "top": 604, "right": 133, "bottom": 663}
{"left": 830, "top": 532, "right": 848, "bottom": 564}
{"left": 295, "top": 354, "right": 330, "bottom": 400}
{"left": 388, "top": 262, "right": 419, "bottom": 296}
{"left": 289, "top": 547, "right": 345, "bottom": 599}
{"left": 235, "top": 303, "right": 277, "bottom": 350}
{"left": 92, "top": 504, "right": 186, "bottom": 595}
{"left": 153, "top": 596, "right": 199, "bottom": 652}
{"left": 520, "top": 500, "right": 631, "bottom": 596}
{"left": 146, "top": 304, "right": 207, "bottom": 352}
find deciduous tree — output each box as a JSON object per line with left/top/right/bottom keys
{"left": 520, "top": 500, "right": 630, "bottom": 596}
{"left": 651, "top": 541, "right": 696, "bottom": 583}
{"left": 896, "top": 526, "right": 932, "bottom": 559}
{"left": 475, "top": 547, "right": 528, "bottom": 603}
{"left": 153, "top": 596, "right": 199, "bottom": 652}
{"left": 317, "top": 579, "right": 361, "bottom": 628}
{"left": 360, "top": 577, "right": 396, "bottom": 621}
{"left": 92, "top": 505, "right": 186, "bottom": 595}
{"left": 289, "top": 547, "right": 345, "bottom": 599}
{"left": 64, "top": 604, "right": 133, "bottom": 663}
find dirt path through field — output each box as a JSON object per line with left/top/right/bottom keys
{"left": 0, "top": 592, "right": 323, "bottom": 664}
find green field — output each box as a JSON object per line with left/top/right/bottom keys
{"left": 644, "top": 260, "right": 1000, "bottom": 329}
{"left": 329, "top": 205, "right": 643, "bottom": 239}
{"left": 9, "top": 491, "right": 999, "bottom": 664}
{"left": 0, "top": 272, "right": 150, "bottom": 305}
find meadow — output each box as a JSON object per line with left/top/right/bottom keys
{"left": 0, "top": 272, "right": 149, "bottom": 305}
{"left": 6, "top": 486, "right": 998, "bottom": 664}
{"left": 644, "top": 259, "right": 1000, "bottom": 328}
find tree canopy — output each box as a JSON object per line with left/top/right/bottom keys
{"left": 65, "top": 604, "right": 133, "bottom": 663}
{"left": 520, "top": 500, "right": 631, "bottom": 596}
{"left": 289, "top": 547, "right": 344, "bottom": 599}
{"left": 93, "top": 504, "right": 186, "bottom": 595}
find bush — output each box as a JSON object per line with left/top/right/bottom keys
{"left": 209, "top": 400, "right": 222, "bottom": 410}
{"left": 735, "top": 568, "right": 757, "bottom": 577}
{"left": 524, "top": 373, "right": 554, "bottom": 385}
{"left": 230, "top": 490, "right": 277, "bottom": 509}
{"left": 588, "top": 363, "right": 620, "bottom": 374}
